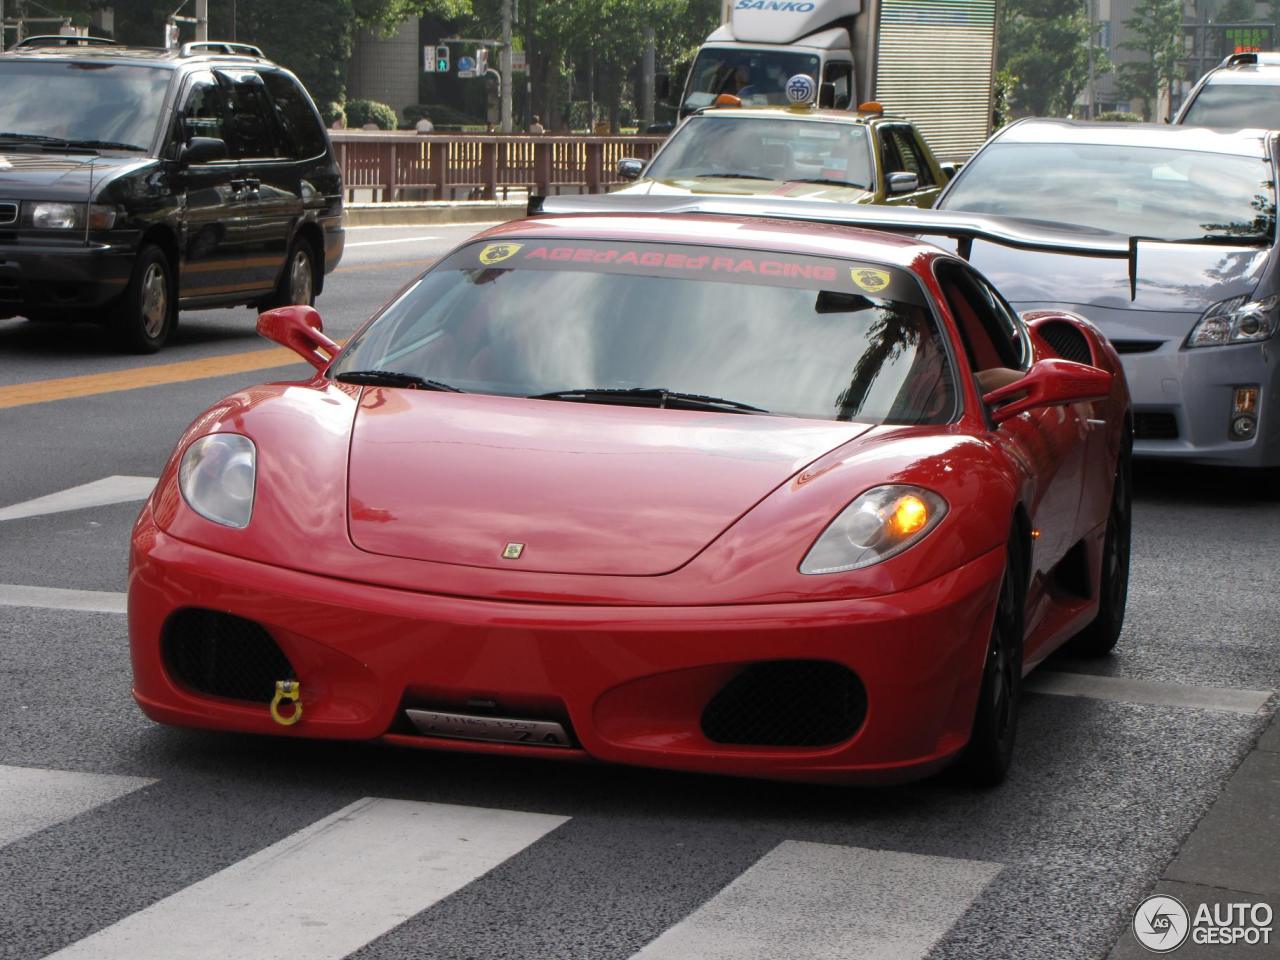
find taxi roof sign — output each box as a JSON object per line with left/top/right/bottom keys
{"left": 785, "top": 74, "right": 816, "bottom": 104}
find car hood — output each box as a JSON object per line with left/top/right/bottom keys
{"left": 347, "top": 390, "right": 871, "bottom": 576}
{"left": 961, "top": 237, "right": 1271, "bottom": 315}
{"left": 616, "top": 177, "right": 874, "bottom": 204}
{"left": 0, "top": 151, "right": 152, "bottom": 200}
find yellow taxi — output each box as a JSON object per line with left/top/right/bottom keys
{"left": 616, "top": 98, "right": 951, "bottom": 209}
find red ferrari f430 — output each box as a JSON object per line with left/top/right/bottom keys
{"left": 129, "top": 202, "right": 1132, "bottom": 785}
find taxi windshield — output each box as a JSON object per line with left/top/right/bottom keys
{"left": 0, "top": 61, "right": 171, "bottom": 151}
{"left": 332, "top": 240, "right": 957, "bottom": 425}
{"left": 645, "top": 116, "right": 873, "bottom": 188}
{"left": 942, "top": 141, "right": 1277, "bottom": 242}
{"left": 685, "top": 48, "right": 821, "bottom": 109}
{"left": 1182, "top": 83, "right": 1280, "bottom": 128}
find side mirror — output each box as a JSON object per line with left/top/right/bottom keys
{"left": 616, "top": 157, "right": 645, "bottom": 181}
{"left": 178, "top": 136, "right": 228, "bottom": 165}
{"left": 984, "top": 358, "right": 1112, "bottom": 424}
{"left": 940, "top": 161, "right": 961, "bottom": 181}
{"left": 887, "top": 171, "right": 919, "bottom": 194}
{"left": 656, "top": 74, "right": 671, "bottom": 101}
{"left": 257, "top": 305, "right": 340, "bottom": 371}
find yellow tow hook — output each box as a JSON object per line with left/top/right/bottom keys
{"left": 269, "top": 679, "right": 303, "bottom": 727}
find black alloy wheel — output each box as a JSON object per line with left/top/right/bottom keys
{"left": 1067, "top": 439, "right": 1133, "bottom": 657}
{"left": 960, "top": 535, "right": 1026, "bottom": 786}
{"left": 110, "top": 244, "right": 175, "bottom": 353}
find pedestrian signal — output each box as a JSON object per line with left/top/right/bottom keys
{"left": 436, "top": 45, "right": 450, "bottom": 73}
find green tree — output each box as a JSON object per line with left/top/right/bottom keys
{"left": 998, "top": 0, "right": 1106, "bottom": 117}
{"left": 1116, "top": 0, "right": 1183, "bottom": 120}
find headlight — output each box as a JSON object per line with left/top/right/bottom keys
{"left": 178, "top": 434, "right": 257, "bottom": 528}
{"left": 1186, "top": 295, "right": 1279, "bottom": 347}
{"left": 24, "top": 202, "right": 118, "bottom": 230}
{"left": 800, "top": 485, "right": 948, "bottom": 575}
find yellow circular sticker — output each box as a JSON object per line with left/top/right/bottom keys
{"left": 478, "top": 242, "right": 523, "bottom": 265}
{"left": 850, "top": 268, "right": 891, "bottom": 293}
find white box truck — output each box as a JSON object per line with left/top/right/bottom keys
{"left": 677, "top": 0, "right": 997, "bottom": 160}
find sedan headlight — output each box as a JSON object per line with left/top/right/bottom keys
{"left": 800, "top": 485, "right": 948, "bottom": 575}
{"left": 1186, "top": 295, "right": 1279, "bottom": 347}
{"left": 24, "top": 201, "right": 118, "bottom": 230}
{"left": 178, "top": 434, "right": 256, "bottom": 528}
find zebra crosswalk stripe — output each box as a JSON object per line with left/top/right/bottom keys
{"left": 629, "top": 840, "right": 1001, "bottom": 960}
{"left": 0, "top": 764, "right": 154, "bottom": 848}
{"left": 42, "top": 797, "right": 569, "bottom": 960}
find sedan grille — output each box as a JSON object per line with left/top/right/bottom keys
{"left": 162, "top": 609, "right": 294, "bottom": 703}
{"left": 701, "top": 660, "right": 867, "bottom": 747}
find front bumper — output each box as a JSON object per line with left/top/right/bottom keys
{"left": 128, "top": 514, "right": 1006, "bottom": 784}
{"left": 0, "top": 239, "right": 132, "bottom": 317}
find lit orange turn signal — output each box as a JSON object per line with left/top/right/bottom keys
{"left": 714, "top": 93, "right": 743, "bottom": 107}
{"left": 888, "top": 494, "right": 929, "bottom": 537}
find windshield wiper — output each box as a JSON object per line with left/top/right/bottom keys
{"left": 65, "top": 139, "right": 146, "bottom": 152}
{"left": 334, "top": 370, "right": 464, "bottom": 392}
{"left": 788, "top": 177, "right": 868, "bottom": 189}
{"left": 692, "top": 172, "right": 771, "bottom": 180}
{"left": 529, "top": 386, "right": 767, "bottom": 414}
{"left": 0, "top": 132, "right": 96, "bottom": 153}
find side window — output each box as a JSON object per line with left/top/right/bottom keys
{"left": 218, "top": 71, "right": 287, "bottom": 160}
{"left": 878, "top": 130, "right": 905, "bottom": 177}
{"left": 886, "top": 127, "right": 934, "bottom": 186}
{"left": 822, "top": 62, "right": 853, "bottom": 109}
{"left": 972, "top": 275, "right": 1030, "bottom": 370}
{"left": 173, "top": 72, "right": 227, "bottom": 154}
{"left": 935, "top": 262, "right": 1023, "bottom": 372}
{"left": 906, "top": 130, "right": 937, "bottom": 186}
{"left": 261, "top": 71, "right": 328, "bottom": 160}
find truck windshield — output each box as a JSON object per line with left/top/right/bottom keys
{"left": 942, "top": 142, "right": 1276, "bottom": 242}
{"left": 1182, "top": 83, "right": 1280, "bottom": 129}
{"left": 684, "top": 49, "right": 821, "bottom": 110}
{"left": 333, "top": 240, "right": 957, "bottom": 425}
{"left": 0, "top": 61, "right": 171, "bottom": 151}
{"left": 646, "top": 115, "right": 872, "bottom": 188}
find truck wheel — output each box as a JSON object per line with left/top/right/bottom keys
{"left": 260, "top": 238, "right": 316, "bottom": 311}
{"left": 111, "top": 245, "right": 175, "bottom": 353}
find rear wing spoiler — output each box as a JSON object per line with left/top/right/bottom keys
{"left": 527, "top": 194, "right": 1147, "bottom": 296}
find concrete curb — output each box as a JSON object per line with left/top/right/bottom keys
{"left": 345, "top": 202, "right": 525, "bottom": 227}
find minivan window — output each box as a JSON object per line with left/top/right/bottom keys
{"left": 218, "top": 71, "right": 286, "bottom": 159}
{"left": 0, "top": 61, "right": 171, "bottom": 151}
{"left": 261, "top": 72, "right": 327, "bottom": 159}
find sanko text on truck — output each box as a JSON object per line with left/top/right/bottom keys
{"left": 676, "top": 0, "right": 998, "bottom": 161}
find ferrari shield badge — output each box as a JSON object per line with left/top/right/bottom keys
{"left": 851, "top": 268, "right": 891, "bottom": 293}
{"left": 502, "top": 542, "right": 525, "bottom": 559}
{"left": 479, "top": 243, "right": 523, "bottom": 265}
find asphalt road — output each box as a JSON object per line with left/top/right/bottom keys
{"left": 0, "top": 224, "right": 1276, "bottom": 960}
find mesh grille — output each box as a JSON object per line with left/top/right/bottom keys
{"left": 163, "top": 609, "right": 294, "bottom": 703}
{"left": 1134, "top": 412, "right": 1179, "bottom": 440}
{"left": 1037, "top": 321, "right": 1093, "bottom": 365}
{"left": 701, "top": 660, "right": 867, "bottom": 747}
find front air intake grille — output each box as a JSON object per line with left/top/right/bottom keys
{"left": 1111, "top": 339, "right": 1163, "bottom": 354}
{"left": 701, "top": 660, "right": 867, "bottom": 747}
{"left": 162, "top": 609, "right": 294, "bottom": 703}
{"left": 1134, "top": 411, "right": 1179, "bottom": 440}
{"left": 1037, "top": 321, "right": 1093, "bottom": 365}
{"left": 0, "top": 203, "right": 16, "bottom": 225}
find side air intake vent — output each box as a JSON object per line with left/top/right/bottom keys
{"left": 701, "top": 660, "right": 867, "bottom": 747}
{"left": 1037, "top": 321, "right": 1093, "bottom": 365}
{"left": 163, "top": 609, "right": 293, "bottom": 703}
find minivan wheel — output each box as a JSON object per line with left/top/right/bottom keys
{"left": 261, "top": 239, "right": 316, "bottom": 311}
{"left": 110, "top": 245, "right": 175, "bottom": 353}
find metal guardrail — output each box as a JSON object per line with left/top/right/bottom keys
{"left": 328, "top": 131, "right": 669, "bottom": 202}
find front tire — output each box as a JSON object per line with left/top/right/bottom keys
{"left": 260, "top": 238, "right": 316, "bottom": 311}
{"left": 1068, "top": 440, "right": 1132, "bottom": 657}
{"left": 110, "top": 245, "right": 175, "bottom": 353}
{"left": 960, "top": 535, "right": 1026, "bottom": 786}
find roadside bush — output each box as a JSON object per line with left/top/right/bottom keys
{"left": 345, "top": 99, "right": 398, "bottom": 130}
{"left": 319, "top": 101, "right": 345, "bottom": 127}
{"left": 1096, "top": 111, "right": 1143, "bottom": 123}
{"left": 401, "top": 103, "right": 483, "bottom": 129}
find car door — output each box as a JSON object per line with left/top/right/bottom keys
{"left": 171, "top": 70, "right": 252, "bottom": 303}
{"left": 936, "top": 263, "right": 1087, "bottom": 657}
{"left": 879, "top": 125, "right": 941, "bottom": 208}
{"left": 216, "top": 69, "right": 299, "bottom": 296}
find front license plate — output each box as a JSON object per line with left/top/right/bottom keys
{"left": 405, "top": 708, "right": 572, "bottom": 748}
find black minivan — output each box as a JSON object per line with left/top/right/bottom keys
{"left": 0, "top": 37, "right": 344, "bottom": 352}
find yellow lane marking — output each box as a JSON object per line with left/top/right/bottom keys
{"left": 0, "top": 346, "right": 307, "bottom": 410}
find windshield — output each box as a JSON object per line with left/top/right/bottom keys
{"left": 942, "top": 141, "right": 1276, "bottom": 242}
{"left": 646, "top": 116, "right": 873, "bottom": 188}
{"left": 0, "top": 61, "right": 171, "bottom": 150}
{"left": 684, "top": 49, "right": 821, "bottom": 110}
{"left": 332, "top": 240, "right": 957, "bottom": 425}
{"left": 1182, "top": 83, "right": 1280, "bottom": 128}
